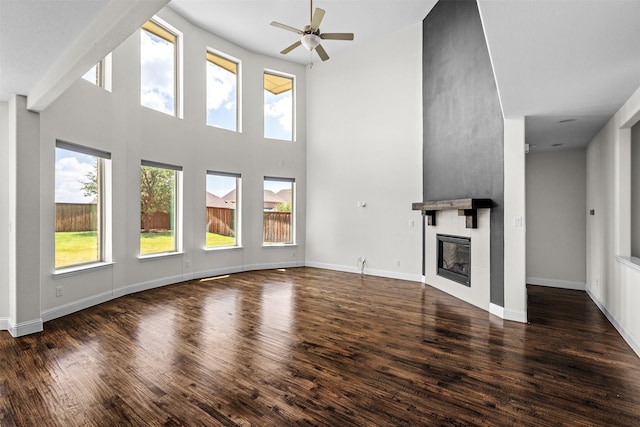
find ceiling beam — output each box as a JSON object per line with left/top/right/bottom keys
{"left": 27, "top": 0, "right": 169, "bottom": 112}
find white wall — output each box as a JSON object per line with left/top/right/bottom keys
{"left": 526, "top": 148, "right": 587, "bottom": 289}
{"left": 0, "top": 102, "right": 8, "bottom": 327}
{"left": 503, "top": 118, "right": 527, "bottom": 322}
{"left": 631, "top": 123, "right": 640, "bottom": 257}
{"left": 7, "top": 6, "right": 307, "bottom": 328}
{"left": 586, "top": 82, "right": 640, "bottom": 357}
{"left": 305, "top": 23, "right": 423, "bottom": 281}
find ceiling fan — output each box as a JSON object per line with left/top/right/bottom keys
{"left": 270, "top": 0, "right": 354, "bottom": 62}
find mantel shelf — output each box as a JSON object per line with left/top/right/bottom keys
{"left": 411, "top": 198, "right": 492, "bottom": 229}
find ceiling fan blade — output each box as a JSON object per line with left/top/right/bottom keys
{"left": 315, "top": 44, "right": 329, "bottom": 61}
{"left": 320, "top": 33, "right": 354, "bottom": 41}
{"left": 270, "top": 21, "right": 303, "bottom": 34}
{"left": 310, "top": 8, "right": 325, "bottom": 30}
{"left": 281, "top": 40, "right": 302, "bottom": 55}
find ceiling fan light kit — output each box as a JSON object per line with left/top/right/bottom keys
{"left": 270, "top": 0, "right": 354, "bottom": 62}
{"left": 301, "top": 33, "right": 321, "bottom": 50}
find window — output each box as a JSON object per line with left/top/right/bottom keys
{"left": 141, "top": 19, "right": 180, "bottom": 116}
{"left": 81, "top": 53, "right": 112, "bottom": 91}
{"left": 55, "top": 141, "right": 111, "bottom": 269}
{"left": 264, "top": 71, "right": 294, "bottom": 141}
{"left": 263, "top": 177, "right": 295, "bottom": 245}
{"left": 206, "top": 51, "right": 239, "bottom": 131}
{"left": 206, "top": 171, "right": 241, "bottom": 248}
{"left": 140, "top": 161, "right": 182, "bottom": 255}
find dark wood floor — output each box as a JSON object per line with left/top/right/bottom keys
{"left": 1, "top": 267, "right": 640, "bottom": 426}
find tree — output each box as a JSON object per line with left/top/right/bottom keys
{"left": 81, "top": 169, "right": 98, "bottom": 199}
{"left": 274, "top": 201, "right": 291, "bottom": 212}
{"left": 140, "top": 166, "right": 174, "bottom": 232}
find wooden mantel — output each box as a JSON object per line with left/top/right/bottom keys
{"left": 412, "top": 198, "right": 492, "bottom": 229}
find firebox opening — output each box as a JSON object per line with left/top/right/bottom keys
{"left": 437, "top": 234, "right": 470, "bottom": 287}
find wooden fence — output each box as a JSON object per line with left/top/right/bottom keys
{"left": 141, "top": 212, "right": 171, "bottom": 231}
{"left": 56, "top": 203, "right": 97, "bottom": 232}
{"left": 263, "top": 211, "right": 291, "bottom": 243}
{"left": 56, "top": 204, "right": 291, "bottom": 242}
{"left": 206, "top": 207, "right": 235, "bottom": 236}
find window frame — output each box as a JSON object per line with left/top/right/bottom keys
{"left": 81, "top": 53, "right": 112, "bottom": 92}
{"left": 54, "top": 140, "right": 112, "bottom": 272}
{"left": 206, "top": 49, "right": 241, "bottom": 132}
{"left": 139, "top": 160, "right": 183, "bottom": 257}
{"left": 263, "top": 70, "right": 295, "bottom": 141}
{"left": 205, "top": 170, "right": 242, "bottom": 249}
{"left": 140, "top": 17, "right": 183, "bottom": 118}
{"left": 263, "top": 176, "right": 296, "bottom": 246}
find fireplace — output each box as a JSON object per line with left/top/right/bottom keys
{"left": 437, "top": 234, "right": 470, "bottom": 287}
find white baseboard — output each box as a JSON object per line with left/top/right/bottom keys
{"left": 244, "top": 260, "right": 306, "bottom": 272}
{"left": 586, "top": 289, "right": 640, "bottom": 358}
{"left": 8, "top": 318, "right": 43, "bottom": 337}
{"left": 489, "top": 303, "right": 503, "bottom": 318}
{"left": 41, "top": 291, "right": 114, "bottom": 323}
{"left": 503, "top": 308, "right": 528, "bottom": 323}
{"left": 112, "top": 274, "right": 185, "bottom": 299}
{"left": 305, "top": 261, "right": 422, "bottom": 283}
{"left": 488, "top": 302, "right": 528, "bottom": 324}
{"left": 0, "top": 317, "right": 9, "bottom": 330}
{"left": 527, "top": 276, "right": 585, "bottom": 291}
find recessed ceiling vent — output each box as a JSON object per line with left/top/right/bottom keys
{"left": 558, "top": 118, "right": 577, "bottom": 124}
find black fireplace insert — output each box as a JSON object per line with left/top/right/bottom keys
{"left": 437, "top": 234, "right": 470, "bottom": 287}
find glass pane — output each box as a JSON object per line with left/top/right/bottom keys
{"left": 55, "top": 147, "right": 100, "bottom": 268}
{"left": 141, "top": 24, "right": 175, "bottom": 115}
{"left": 206, "top": 174, "right": 238, "bottom": 247}
{"left": 263, "top": 179, "right": 293, "bottom": 244}
{"left": 81, "top": 64, "right": 98, "bottom": 85}
{"left": 140, "top": 165, "right": 176, "bottom": 254}
{"left": 206, "top": 55, "right": 237, "bottom": 131}
{"left": 264, "top": 74, "right": 293, "bottom": 140}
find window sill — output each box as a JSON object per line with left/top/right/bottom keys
{"left": 138, "top": 251, "right": 184, "bottom": 262}
{"left": 53, "top": 262, "right": 115, "bottom": 279}
{"left": 204, "top": 246, "right": 243, "bottom": 252}
{"left": 616, "top": 256, "right": 640, "bottom": 273}
{"left": 262, "top": 243, "right": 297, "bottom": 248}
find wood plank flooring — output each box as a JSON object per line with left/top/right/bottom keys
{"left": 1, "top": 267, "right": 640, "bottom": 426}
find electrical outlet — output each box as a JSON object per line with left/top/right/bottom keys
{"left": 395, "top": 259, "right": 401, "bottom": 267}
{"left": 56, "top": 286, "right": 63, "bottom": 297}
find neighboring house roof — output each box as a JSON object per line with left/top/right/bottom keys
{"left": 208, "top": 190, "right": 289, "bottom": 210}
{"left": 276, "top": 189, "right": 291, "bottom": 203}
{"left": 206, "top": 192, "right": 235, "bottom": 209}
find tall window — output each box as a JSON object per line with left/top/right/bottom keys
{"left": 55, "top": 141, "right": 111, "bottom": 269}
{"left": 81, "top": 53, "right": 112, "bottom": 91}
{"left": 206, "top": 51, "right": 239, "bottom": 131}
{"left": 263, "top": 177, "right": 295, "bottom": 245}
{"left": 140, "top": 161, "right": 182, "bottom": 255}
{"left": 264, "top": 72, "right": 294, "bottom": 141}
{"left": 206, "top": 171, "right": 241, "bottom": 248}
{"left": 141, "top": 19, "right": 179, "bottom": 116}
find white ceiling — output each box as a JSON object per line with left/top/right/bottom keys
{"left": 3, "top": 0, "right": 640, "bottom": 152}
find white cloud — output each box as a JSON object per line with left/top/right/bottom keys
{"left": 206, "top": 63, "right": 235, "bottom": 111}
{"left": 264, "top": 92, "right": 292, "bottom": 132}
{"left": 141, "top": 30, "right": 175, "bottom": 115}
{"left": 55, "top": 156, "right": 95, "bottom": 203}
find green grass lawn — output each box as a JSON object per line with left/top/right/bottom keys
{"left": 55, "top": 231, "right": 98, "bottom": 268}
{"left": 55, "top": 231, "right": 236, "bottom": 267}
{"left": 206, "top": 232, "right": 236, "bottom": 247}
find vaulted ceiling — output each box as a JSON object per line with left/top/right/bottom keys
{"left": 3, "top": 0, "right": 640, "bottom": 151}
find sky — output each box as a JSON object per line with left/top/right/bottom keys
{"left": 140, "top": 29, "right": 175, "bottom": 115}
{"left": 206, "top": 61, "right": 236, "bottom": 131}
{"left": 55, "top": 148, "right": 96, "bottom": 203}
